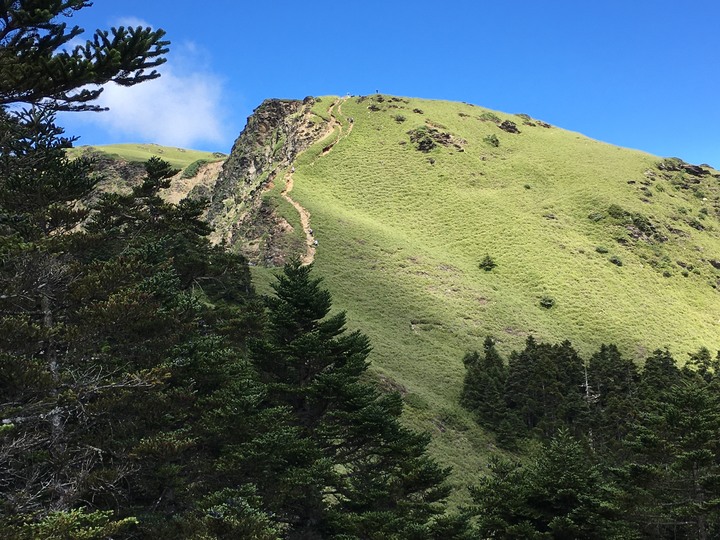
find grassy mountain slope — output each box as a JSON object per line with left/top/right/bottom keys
{"left": 249, "top": 95, "right": 720, "bottom": 488}
{"left": 70, "top": 143, "right": 225, "bottom": 169}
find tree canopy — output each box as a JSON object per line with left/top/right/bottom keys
{"left": 0, "top": 0, "right": 168, "bottom": 111}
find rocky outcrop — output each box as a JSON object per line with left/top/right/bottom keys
{"left": 207, "top": 97, "right": 326, "bottom": 264}
{"left": 498, "top": 120, "right": 520, "bottom": 134}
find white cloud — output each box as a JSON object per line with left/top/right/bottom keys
{"left": 58, "top": 13, "right": 230, "bottom": 150}
{"left": 86, "top": 65, "right": 228, "bottom": 148}
{"left": 65, "top": 35, "right": 230, "bottom": 149}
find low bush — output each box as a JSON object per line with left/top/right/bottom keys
{"left": 539, "top": 296, "right": 555, "bottom": 309}
{"left": 478, "top": 111, "right": 500, "bottom": 123}
{"left": 407, "top": 127, "right": 436, "bottom": 152}
{"left": 484, "top": 134, "right": 500, "bottom": 147}
{"left": 478, "top": 254, "right": 497, "bottom": 271}
{"left": 607, "top": 204, "right": 627, "bottom": 219}
{"left": 182, "top": 159, "right": 208, "bottom": 178}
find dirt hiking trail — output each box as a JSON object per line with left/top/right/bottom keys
{"left": 281, "top": 97, "right": 351, "bottom": 265}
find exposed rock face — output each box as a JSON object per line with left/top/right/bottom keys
{"left": 498, "top": 120, "right": 520, "bottom": 134}
{"left": 658, "top": 157, "right": 710, "bottom": 176}
{"left": 207, "top": 97, "right": 325, "bottom": 265}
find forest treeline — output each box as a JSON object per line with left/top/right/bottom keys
{"left": 461, "top": 336, "right": 720, "bottom": 539}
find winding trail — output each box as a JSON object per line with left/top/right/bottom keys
{"left": 281, "top": 97, "right": 351, "bottom": 265}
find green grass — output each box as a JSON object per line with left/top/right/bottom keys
{"left": 275, "top": 95, "right": 720, "bottom": 491}
{"left": 69, "top": 143, "right": 225, "bottom": 169}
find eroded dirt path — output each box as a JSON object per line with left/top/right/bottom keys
{"left": 281, "top": 97, "right": 351, "bottom": 265}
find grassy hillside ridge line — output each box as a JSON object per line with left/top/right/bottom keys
{"left": 67, "top": 144, "right": 227, "bottom": 205}
{"left": 290, "top": 94, "right": 720, "bottom": 362}
{"left": 69, "top": 143, "right": 226, "bottom": 169}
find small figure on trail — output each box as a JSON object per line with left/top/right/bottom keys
{"left": 309, "top": 228, "right": 314, "bottom": 235}
{"left": 291, "top": 166, "right": 295, "bottom": 173}
{"left": 348, "top": 117, "right": 354, "bottom": 123}
{"left": 313, "top": 239, "right": 319, "bottom": 246}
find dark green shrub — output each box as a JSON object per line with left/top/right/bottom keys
{"left": 587, "top": 212, "right": 605, "bottom": 222}
{"left": 524, "top": 184, "right": 531, "bottom": 189}
{"left": 478, "top": 111, "right": 500, "bottom": 123}
{"left": 631, "top": 213, "right": 656, "bottom": 236}
{"left": 478, "top": 254, "right": 496, "bottom": 271}
{"left": 595, "top": 246, "right": 609, "bottom": 254}
{"left": 484, "top": 134, "right": 500, "bottom": 147}
{"left": 607, "top": 204, "right": 627, "bottom": 219}
{"left": 609, "top": 255, "right": 623, "bottom": 266}
{"left": 539, "top": 296, "right": 555, "bottom": 309}
{"left": 394, "top": 114, "right": 406, "bottom": 123}
{"left": 407, "top": 127, "right": 436, "bottom": 152}
{"left": 182, "top": 159, "right": 208, "bottom": 178}
{"left": 687, "top": 218, "right": 705, "bottom": 230}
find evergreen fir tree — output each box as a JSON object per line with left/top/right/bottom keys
{"left": 637, "top": 348, "right": 681, "bottom": 403}
{"left": 0, "top": 149, "right": 263, "bottom": 534}
{"left": 621, "top": 378, "right": 720, "bottom": 539}
{"left": 585, "top": 344, "right": 640, "bottom": 453}
{"left": 471, "top": 430, "right": 630, "bottom": 539}
{"left": 460, "top": 336, "right": 507, "bottom": 430}
{"left": 504, "top": 337, "right": 585, "bottom": 438}
{"left": 251, "top": 260, "right": 452, "bottom": 539}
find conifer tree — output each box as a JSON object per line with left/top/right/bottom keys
{"left": 621, "top": 378, "right": 720, "bottom": 539}
{"left": 460, "top": 336, "right": 507, "bottom": 429}
{"left": 636, "top": 348, "right": 681, "bottom": 406}
{"left": 504, "top": 337, "right": 586, "bottom": 437}
{"left": 585, "top": 344, "right": 639, "bottom": 453}
{"left": 251, "top": 260, "right": 452, "bottom": 539}
{"left": 1, "top": 1, "right": 168, "bottom": 111}
{"left": 471, "top": 429, "right": 628, "bottom": 539}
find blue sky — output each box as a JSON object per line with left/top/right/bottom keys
{"left": 59, "top": 0, "right": 720, "bottom": 167}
